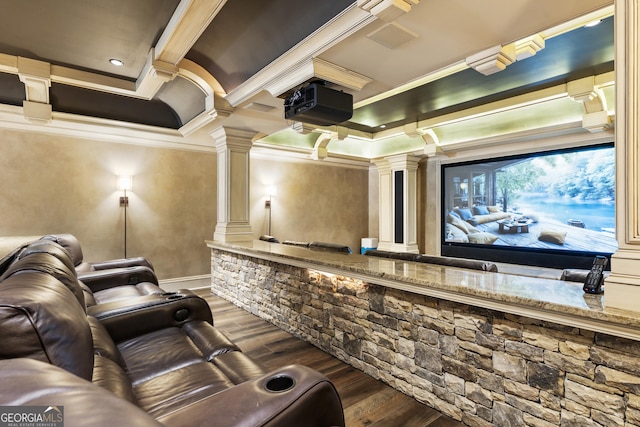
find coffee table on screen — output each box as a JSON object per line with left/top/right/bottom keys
{"left": 497, "top": 219, "right": 533, "bottom": 234}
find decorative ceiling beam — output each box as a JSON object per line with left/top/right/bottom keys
{"left": 582, "top": 111, "right": 611, "bottom": 133}
{"left": 567, "top": 76, "right": 599, "bottom": 103}
{"left": 266, "top": 57, "right": 372, "bottom": 97}
{"left": 567, "top": 76, "right": 611, "bottom": 133}
{"left": 225, "top": 4, "right": 375, "bottom": 107}
{"left": 420, "top": 129, "right": 445, "bottom": 157}
{"left": 17, "top": 57, "right": 52, "bottom": 123}
{"left": 312, "top": 58, "right": 373, "bottom": 91}
{"left": 311, "top": 133, "right": 334, "bottom": 160}
{"left": 18, "top": 57, "right": 50, "bottom": 104}
{"left": 357, "top": 0, "right": 421, "bottom": 22}
{"left": 52, "top": 65, "right": 138, "bottom": 96}
{"left": 154, "top": 0, "right": 228, "bottom": 65}
{"left": 402, "top": 122, "right": 420, "bottom": 138}
{"left": 291, "top": 122, "right": 317, "bottom": 135}
{"left": 515, "top": 34, "right": 545, "bottom": 61}
{"left": 466, "top": 44, "right": 516, "bottom": 76}
{"left": 102, "top": 0, "right": 228, "bottom": 102}
{"left": 178, "top": 58, "right": 226, "bottom": 96}
{"left": 402, "top": 123, "right": 444, "bottom": 156}
{"left": 136, "top": 49, "right": 180, "bottom": 100}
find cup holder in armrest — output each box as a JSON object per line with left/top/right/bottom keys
{"left": 165, "top": 293, "right": 183, "bottom": 300}
{"left": 265, "top": 375, "right": 295, "bottom": 393}
{"left": 174, "top": 308, "right": 190, "bottom": 322}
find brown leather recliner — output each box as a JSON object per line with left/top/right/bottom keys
{"left": 0, "top": 234, "right": 163, "bottom": 306}
{"left": 35, "top": 233, "right": 166, "bottom": 305}
{"left": 0, "top": 240, "right": 345, "bottom": 427}
{"left": 0, "top": 358, "right": 163, "bottom": 427}
{"left": 42, "top": 233, "right": 155, "bottom": 273}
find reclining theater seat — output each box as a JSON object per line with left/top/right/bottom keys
{"left": 0, "top": 240, "right": 345, "bottom": 427}
{"left": 42, "top": 233, "right": 155, "bottom": 273}
{"left": 0, "top": 358, "right": 162, "bottom": 427}
{"left": 40, "top": 234, "right": 165, "bottom": 306}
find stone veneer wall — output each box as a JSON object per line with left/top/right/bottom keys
{"left": 211, "top": 249, "right": 640, "bottom": 427}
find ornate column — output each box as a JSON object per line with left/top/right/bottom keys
{"left": 210, "top": 126, "right": 256, "bottom": 243}
{"left": 606, "top": 0, "right": 640, "bottom": 312}
{"left": 376, "top": 154, "right": 420, "bottom": 253}
{"left": 374, "top": 159, "right": 393, "bottom": 251}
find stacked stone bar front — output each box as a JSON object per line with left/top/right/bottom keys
{"left": 211, "top": 249, "right": 640, "bottom": 427}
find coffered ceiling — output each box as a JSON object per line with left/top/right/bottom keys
{"left": 0, "top": 0, "right": 614, "bottom": 158}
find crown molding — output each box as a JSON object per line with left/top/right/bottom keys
{"left": 225, "top": 4, "right": 375, "bottom": 107}
{"left": 0, "top": 104, "right": 215, "bottom": 153}
{"left": 251, "top": 143, "right": 371, "bottom": 170}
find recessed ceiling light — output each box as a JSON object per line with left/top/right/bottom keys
{"left": 109, "top": 58, "right": 124, "bottom": 66}
{"left": 584, "top": 19, "right": 602, "bottom": 28}
{"left": 380, "top": 125, "right": 386, "bottom": 129}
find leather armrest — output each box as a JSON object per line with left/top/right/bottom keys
{"left": 156, "top": 364, "right": 345, "bottom": 427}
{"left": 78, "top": 266, "right": 158, "bottom": 291}
{"left": 88, "top": 290, "right": 213, "bottom": 342}
{"left": 91, "top": 256, "right": 154, "bottom": 271}
{"left": 0, "top": 358, "right": 162, "bottom": 427}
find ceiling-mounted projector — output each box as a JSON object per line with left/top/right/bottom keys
{"left": 284, "top": 82, "right": 353, "bottom": 126}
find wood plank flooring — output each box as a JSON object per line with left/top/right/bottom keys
{"left": 195, "top": 289, "right": 464, "bottom": 427}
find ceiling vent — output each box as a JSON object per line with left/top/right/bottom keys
{"left": 367, "top": 22, "right": 419, "bottom": 49}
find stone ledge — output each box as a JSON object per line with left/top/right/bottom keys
{"left": 209, "top": 248, "right": 640, "bottom": 427}
{"left": 207, "top": 240, "right": 640, "bottom": 342}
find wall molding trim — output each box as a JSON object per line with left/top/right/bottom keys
{"left": 0, "top": 104, "right": 216, "bottom": 153}
{"left": 250, "top": 144, "right": 371, "bottom": 170}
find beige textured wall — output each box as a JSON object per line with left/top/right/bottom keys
{"left": 0, "top": 128, "right": 216, "bottom": 279}
{"left": 0, "top": 128, "right": 371, "bottom": 275}
{"left": 249, "top": 157, "right": 369, "bottom": 253}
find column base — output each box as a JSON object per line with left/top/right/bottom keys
{"left": 604, "top": 249, "right": 640, "bottom": 313}
{"left": 377, "top": 241, "right": 420, "bottom": 254}
{"left": 213, "top": 223, "right": 253, "bottom": 244}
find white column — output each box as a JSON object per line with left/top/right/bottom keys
{"left": 375, "top": 159, "right": 393, "bottom": 251}
{"left": 376, "top": 155, "right": 420, "bottom": 253}
{"left": 605, "top": 0, "right": 640, "bottom": 313}
{"left": 210, "top": 126, "right": 256, "bottom": 243}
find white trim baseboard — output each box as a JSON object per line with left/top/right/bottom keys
{"left": 159, "top": 274, "right": 211, "bottom": 292}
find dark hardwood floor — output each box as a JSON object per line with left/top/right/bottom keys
{"left": 195, "top": 289, "right": 464, "bottom": 427}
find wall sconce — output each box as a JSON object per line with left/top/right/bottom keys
{"left": 117, "top": 175, "right": 133, "bottom": 257}
{"left": 117, "top": 175, "right": 133, "bottom": 206}
{"left": 265, "top": 186, "right": 277, "bottom": 235}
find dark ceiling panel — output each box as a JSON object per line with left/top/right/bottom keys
{"left": 349, "top": 16, "right": 614, "bottom": 133}
{"left": 0, "top": 73, "right": 25, "bottom": 106}
{"left": 0, "top": 0, "right": 179, "bottom": 79}
{"left": 186, "top": 0, "right": 354, "bottom": 92}
{"left": 50, "top": 84, "right": 181, "bottom": 128}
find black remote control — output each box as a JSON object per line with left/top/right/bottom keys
{"left": 583, "top": 256, "right": 607, "bottom": 294}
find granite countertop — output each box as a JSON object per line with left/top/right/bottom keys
{"left": 207, "top": 240, "right": 640, "bottom": 341}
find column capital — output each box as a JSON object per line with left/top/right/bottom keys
{"left": 385, "top": 153, "right": 421, "bottom": 171}
{"left": 210, "top": 126, "right": 257, "bottom": 152}
{"left": 372, "top": 158, "right": 390, "bottom": 171}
